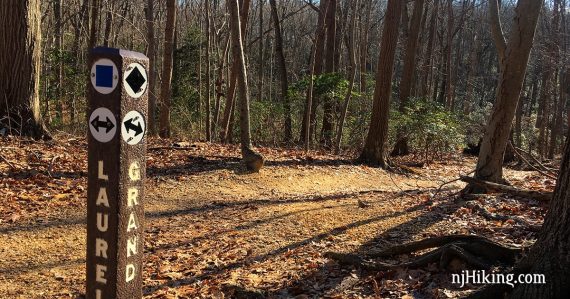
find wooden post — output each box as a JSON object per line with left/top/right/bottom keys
{"left": 86, "top": 47, "right": 148, "bottom": 299}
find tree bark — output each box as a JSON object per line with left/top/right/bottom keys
{"left": 392, "top": 0, "right": 425, "bottom": 156}
{"left": 205, "top": 0, "right": 212, "bottom": 141}
{"left": 471, "top": 0, "right": 543, "bottom": 185}
{"left": 320, "top": 0, "right": 337, "bottom": 147}
{"left": 300, "top": 0, "right": 328, "bottom": 146}
{"left": 334, "top": 0, "right": 358, "bottom": 154}
{"left": 145, "top": 0, "right": 157, "bottom": 136}
{"left": 358, "top": 0, "right": 403, "bottom": 167}
{"left": 269, "top": 0, "right": 292, "bottom": 142}
{"left": 228, "top": 0, "right": 265, "bottom": 172}
{"left": 159, "top": 0, "right": 177, "bottom": 138}
{"left": 220, "top": 0, "right": 252, "bottom": 143}
{"left": 506, "top": 119, "right": 570, "bottom": 298}
{"left": 0, "top": 0, "right": 47, "bottom": 138}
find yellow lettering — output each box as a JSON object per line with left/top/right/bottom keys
{"left": 127, "top": 235, "right": 138, "bottom": 257}
{"left": 96, "top": 213, "right": 108, "bottom": 232}
{"left": 95, "top": 238, "right": 108, "bottom": 259}
{"left": 98, "top": 161, "right": 108, "bottom": 181}
{"left": 127, "top": 188, "right": 139, "bottom": 207}
{"left": 129, "top": 162, "right": 140, "bottom": 181}
{"left": 96, "top": 188, "right": 109, "bottom": 207}
{"left": 127, "top": 212, "right": 138, "bottom": 232}
{"left": 126, "top": 264, "right": 136, "bottom": 282}
{"left": 96, "top": 264, "right": 107, "bottom": 284}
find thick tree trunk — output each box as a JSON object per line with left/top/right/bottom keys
{"left": 159, "top": 0, "right": 177, "bottom": 138}
{"left": 269, "top": 0, "right": 292, "bottom": 142}
{"left": 0, "top": 0, "right": 47, "bottom": 139}
{"left": 392, "top": 0, "right": 425, "bottom": 156}
{"left": 145, "top": 0, "right": 157, "bottom": 136}
{"left": 228, "top": 0, "right": 265, "bottom": 172}
{"left": 506, "top": 132, "right": 570, "bottom": 298}
{"left": 358, "top": 0, "right": 402, "bottom": 167}
{"left": 472, "top": 0, "right": 542, "bottom": 185}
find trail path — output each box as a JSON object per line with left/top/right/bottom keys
{"left": 0, "top": 140, "right": 545, "bottom": 298}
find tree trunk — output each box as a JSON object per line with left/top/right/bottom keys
{"left": 159, "top": 0, "right": 177, "bottom": 138}
{"left": 420, "top": 0, "right": 440, "bottom": 98}
{"left": 471, "top": 0, "right": 543, "bottom": 185}
{"left": 358, "top": 0, "right": 403, "bottom": 167}
{"left": 300, "top": 0, "right": 328, "bottom": 145}
{"left": 258, "top": 0, "right": 264, "bottom": 102}
{"left": 220, "top": 0, "right": 252, "bottom": 143}
{"left": 320, "top": 0, "right": 337, "bottom": 148}
{"left": 334, "top": 0, "right": 358, "bottom": 154}
{"left": 103, "top": 0, "right": 113, "bottom": 47}
{"left": 145, "top": 0, "right": 157, "bottom": 136}
{"left": 205, "top": 0, "right": 212, "bottom": 141}
{"left": 392, "top": 0, "right": 425, "bottom": 156}
{"left": 269, "top": 0, "right": 292, "bottom": 142}
{"left": 0, "top": 0, "right": 47, "bottom": 138}
{"left": 506, "top": 129, "right": 570, "bottom": 298}
{"left": 228, "top": 0, "right": 265, "bottom": 172}
{"left": 88, "top": 0, "right": 100, "bottom": 50}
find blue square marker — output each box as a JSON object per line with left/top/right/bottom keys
{"left": 96, "top": 65, "right": 114, "bottom": 88}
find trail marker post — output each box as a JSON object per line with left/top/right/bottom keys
{"left": 87, "top": 47, "right": 148, "bottom": 299}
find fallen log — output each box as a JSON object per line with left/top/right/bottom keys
{"left": 460, "top": 176, "right": 552, "bottom": 201}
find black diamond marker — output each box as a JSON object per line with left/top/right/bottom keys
{"left": 125, "top": 66, "right": 146, "bottom": 93}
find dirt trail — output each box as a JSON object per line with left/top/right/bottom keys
{"left": 1, "top": 142, "right": 541, "bottom": 298}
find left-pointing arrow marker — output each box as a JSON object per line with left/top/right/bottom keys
{"left": 91, "top": 115, "right": 115, "bottom": 133}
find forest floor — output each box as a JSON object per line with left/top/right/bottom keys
{"left": 0, "top": 136, "right": 553, "bottom": 298}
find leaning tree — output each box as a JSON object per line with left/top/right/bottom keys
{"left": 0, "top": 0, "right": 47, "bottom": 139}
{"left": 468, "top": 0, "right": 543, "bottom": 187}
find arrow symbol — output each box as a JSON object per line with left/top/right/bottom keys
{"left": 124, "top": 117, "right": 143, "bottom": 136}
{"left": 90, "top": 115, "right": 115, "bottom": 133}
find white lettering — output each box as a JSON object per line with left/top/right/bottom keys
{"left": 127, "top": 188, "right": 139, "bottom": 207}
{"left": 127, "top": 235, "right": 138, "bottom": 257}
{"left": 96, "top": 264, "right": 107, "bottom": 284}
{"left": 129, "top": 162, "right": 140, "bottom": 181}
{"left": 96, "top": 213, "right": 108, "bottom": 232}
{"left": 127, "top": 212, "right": 138, "bottom": 232}
{"left": 95, "top": 238, "right": 108, "bottom": 259}
{"left": 98, "top": 161, "right": 109, "bottom": 181}
{"left": 96, "top": 188, "right": 110, "bottom": 207}
{"left": 96, "top": 289, "right": 102, "bottom": 299}
{"left": 126, "top": 264, "right": 136, "bottom": 282}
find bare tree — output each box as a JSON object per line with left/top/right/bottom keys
{"left": 228, "top": 0, "right": 265, "bottom": 172}
{"left": 0, "top": 0, "right": 47, "bottom": 138}
{"left": 358, "top": 0, "right": 403, "bottom": 167}
{"left": 468, "top": 0, "right": 543, "bottom": 187}
{"left": 145, "top": 0, "right": 157, "bottom": 135}
{"left": 269, "top": 0, "right": 292, "bottom": 142}
{"left": 159, "top": 0, "right": 177, "bottom": 138}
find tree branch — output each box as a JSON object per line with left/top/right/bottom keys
{"left": 489, "top": 0, "right": 507, "bottom": 62}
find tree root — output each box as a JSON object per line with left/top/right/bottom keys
{"left": 325, "top": 235, "right": 522, "bottom": 272}
{"left": 463, "top": 202, "right": 541, "bottom": 232}
{"left": 460, "top": 176, "right": 552, "bottom": 201}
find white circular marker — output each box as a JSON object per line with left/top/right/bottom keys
{"left": 121, "top": 111, "right": 146, "bottom": 145}
{"left": 123, "top": 63, "right": 148, "bottom": 98}
{"left": 89, "top": 107, "right": 117, "bottom": 143}
{"left": 90, "top": 58, "right": 119, "bottom": 94}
